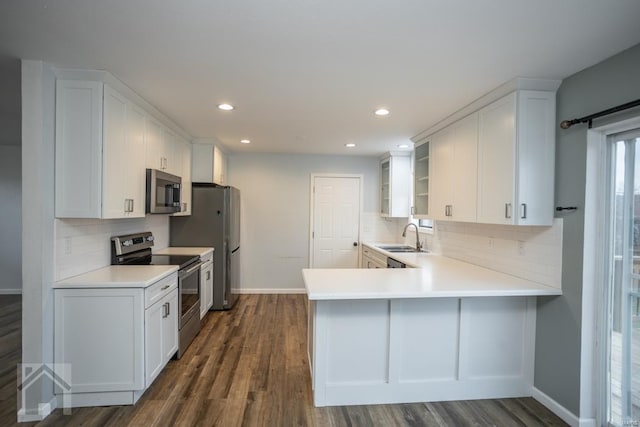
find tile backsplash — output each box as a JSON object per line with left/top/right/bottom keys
{"left": 55, "top": 215, "right": 170, "bottom": 281}
{"left": 361, "top": 212, "right": 407, "bottom": 243}
{"left": 431, "top": 219, "right": 563, "bottom": 288}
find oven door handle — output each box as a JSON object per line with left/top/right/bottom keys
{"left": 179, "top": 261, "right": 203, "bottom": 277}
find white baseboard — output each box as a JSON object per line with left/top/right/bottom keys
{"left": 532, "top": 387, "right": 596, "bottom": 427}
{"left": 17, "top": 395, "right": 56, "bottom": 423}
{"left": 234, "top": 288, "right": 307, "bottom": 294}
{"left": 0, "top": 289, "right": 22, "bottom": 295}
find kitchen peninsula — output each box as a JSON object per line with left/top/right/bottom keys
{"left": 303, "top": 245, "right": 561, "bottom": 407}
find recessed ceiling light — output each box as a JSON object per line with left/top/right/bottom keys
{"left": 397, "top": 144, "right": 410, "bottom": 149}
{"left": 218, "top": 103, "right": 234, "bottom": 111}
{"left": 240, "top": 139, "right": 251, "bottom": 144}
{"left": 345, "top": 143, "right": 356, "bottom": 148}
{"left": 374, "top": 108, "right": 390, "bottom": 116}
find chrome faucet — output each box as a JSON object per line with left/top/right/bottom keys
{"left": 402, "top": 223, "right": 423, "bottom": 252}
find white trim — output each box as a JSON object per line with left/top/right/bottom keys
{"left": 234, "top": 288, "right": 307, "bottom": 294}
{"left": 17, "top": 395, "right": 56, "bottom": 423}
{"left": 582, "top": 115, "right": 640, "bottom": 426}
{"left": 308, "top": 174, "right": 363, "bottom": 269}
{"left": 0, "top": 289, "right": 22, "bottom": 295}
{"left": 532, "top": 387, "right": 596, "bottom": 427}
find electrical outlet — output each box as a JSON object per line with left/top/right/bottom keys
{"left": 64, "top": 237, "right": 72, "bottom": 255}
{"left": 518, "top": 240, "right": 525, "bottom": 256}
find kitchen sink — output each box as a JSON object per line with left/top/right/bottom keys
{"left": 375, "top": 245, "right": 426, "bottom": 253}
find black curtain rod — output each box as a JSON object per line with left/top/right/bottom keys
{"left": 560, "top": 98, "right": 640, "bottom": 129}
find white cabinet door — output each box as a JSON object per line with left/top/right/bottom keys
{"left": 101, "top": 86, "right": 148, "bottom": 219}
{"left": 192, "top": 143, "right": 227, "bottom": 185}
{"left": 164, "top": 129, "right": 180, "bottom": 176}
{"left": 430, "top": 127, "right": 454, "bottom": 221}
{"left": 145, "top": 288, "right": 178, "bottom": 387}
{"left": 144, "top": 294, "right": 164, "bottom": 387}
{"left": 451, "top": 112, "right": 478, "bottom": 223}
{"left": 163, "top": 289, "right": 179, "bottom": 362}
{"left": 514, "top": 90, "right": 556, "bottom": 225}
{"left": 126, "top": 103, "right": 147, "bottom": 217}
{"left": 429, "top": 113, "right": 478, "bottom": 222}
{"left": 477, "top": 93, "right": 516, "bottom": 225}
{"left": 54, "top": 288, "right": 144, "bottom": 392}
{"left": 145, "top": 118, "right": 166, "bottom": 171}
{"left": 102, "top": 85, "right": 129, "bottom": 219}
{"left": 213, "top": 145, "right": 225, "bottom": 184}
{"left": 55, "top": 80, "right": 103, "bottom": 218}
{"left": 380, "top": 153, "right": 411, "bottom": 218}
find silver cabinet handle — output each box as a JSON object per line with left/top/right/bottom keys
{"left": 520, "top": 203, "right": 527, "bottom": 219}
{"left": 166, "top": 301, "right": 170, "bottom": 316}
{"left": 206, "top": 271, "right": 211, "bottom": 280}
{"left": 449, "top": 205, "right": 453, "bottom": 217}
{"left": 161, "top": 285, "right": 170, "bottom": 290}
{"left": 505, "top": 203, "right": 512, "bottom": 219}
{"left": 130, "top": 199, "right": 134, "bottom": 212}
{"left": 411, "top": 206, "right": 415, "bottom": 215}
{"left": 124, "top": 199, "right": 129, "bottom": 213}
{"left": 162, "top": 302, "right": 168, "bottom": 318}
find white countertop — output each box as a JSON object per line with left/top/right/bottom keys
{"left": 54, "top": 265, "right": 179, "bottom": 289}
{"left": 304, "top": 244, "right": 561, "bottom": 300}
{"left": 154, "top": 246, "right": 214, "bottom": 257}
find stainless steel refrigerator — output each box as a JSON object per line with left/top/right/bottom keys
{"left": 170, "top": 184, "right": 239, "bottom": 310}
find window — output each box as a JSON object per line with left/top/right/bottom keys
{"left": 418, "top": 218, "right": 433, "bottom": 229}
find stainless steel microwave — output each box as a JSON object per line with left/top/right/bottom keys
{"left": 146, "top": 169, "right": 182, "bottom": 214}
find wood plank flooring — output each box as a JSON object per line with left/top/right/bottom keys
{"left": 1, "top": 294, "right": 568, "bottom": 426}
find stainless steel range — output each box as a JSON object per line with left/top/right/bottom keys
{"left": 111, "top": 231, "right": 201, "bottom": 358}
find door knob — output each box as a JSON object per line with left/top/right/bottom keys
{"left": 353, "top": 242, "right": 358, "bottom": 247}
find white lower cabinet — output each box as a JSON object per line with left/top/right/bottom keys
{"left": 362, "top": 245, "right": 387, "bottom": 269}
{"left": 54, "top": 273, "right": 178, "bottom": 407}
{"left": 144, "top": 288, "right": 178, "bottom": 387}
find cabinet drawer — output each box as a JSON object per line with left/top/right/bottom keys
{"left": 145, "top": 272, "right": 178, "bottom": 309}
{"left": 362, "top": 246, "right": 387, "bottom": 266}
{"left": 200, "top": 250, "right": 214, "bottom": 264}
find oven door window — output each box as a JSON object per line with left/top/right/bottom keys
{"left": 180, "top": 267, "right": 200, "bottom": 317}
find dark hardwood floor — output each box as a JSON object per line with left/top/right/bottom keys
{"left": 1, "top": 294, "right": 568, "bottom": 426}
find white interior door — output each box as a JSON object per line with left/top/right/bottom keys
{"left": 311, "top": 176, "right": 361, "bottom": 268}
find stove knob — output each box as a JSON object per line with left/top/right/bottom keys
{"left": 146, "top": 236, "right": 154, "bottom": 242}
{"left": 122, "top": 240, "right": 133, "bottom": 247}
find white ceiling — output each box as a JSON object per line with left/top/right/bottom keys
{"left": 1, "top": 1, "right": 640, "bottom": 155}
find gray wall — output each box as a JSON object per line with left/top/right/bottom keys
{"left": 0, "top": 56, "right": 22, "bottom": 293}
{"left": 535, "top": 43, "right": 640, "bottom": 415}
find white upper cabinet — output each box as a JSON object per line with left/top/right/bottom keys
{"left": 430, "top": 113, "right": 478, "bottom": 222}
{"left": 55, "top": 71, "right": 193, "bottom": 219}
{"left": 412, "top": 78, "right": 558, "bottom": 226}
{"left": 192, "top": 143, "right": 227, "bottom": 185}
{"left": 477, "top": 91, "right": 556, "bottom": 225}
{"left": 56, "top": 81, "right": 146, "bottom": 218}
{"left": 380, "top": 152, "right": 411, "bottom": 218}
